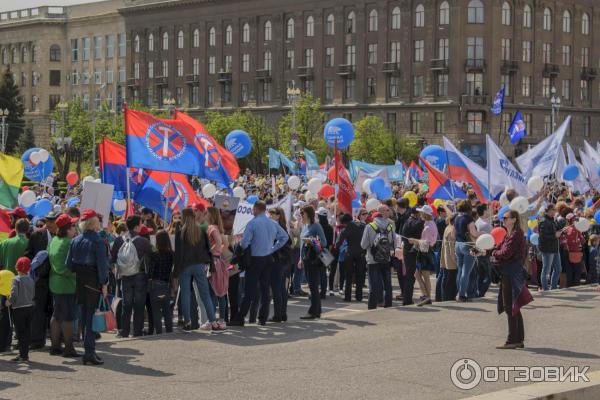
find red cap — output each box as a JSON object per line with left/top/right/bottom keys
{"left": 15, "top": 257, "right": 31, "bottom": 274}
{"left": 80, "top": 209, "right": 98, "bottom": 221}
{"left": 139, "top": 224, "right": 154, "bottom": 236}
{"left": 192, "top": 202, "right": 206, "bottom": 212}
{"left": 10, "top": 207, "right": 27, "bottom": 219}
{"left": 56, "top": 214, "right": 79, "bottom": 229}
{"left": 371, "top": 212, "right": 382, "bottom": 219}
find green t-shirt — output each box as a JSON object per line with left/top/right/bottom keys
{"left": 0, "top": 234, "right": 29, "bottom": 274}
{"left": 48, "top": 236, "right": 76, "bottom": 294}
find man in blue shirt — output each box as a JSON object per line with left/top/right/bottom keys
{"left": 230, "top": 201, "right": 288, "bottom": 326}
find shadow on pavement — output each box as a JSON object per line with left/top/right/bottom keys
{"left": 0, "top": 381, "right": 20, "bottom": 392}
{"left": 522, "top": 347, "right": 600, "bottom": 360}
{"left": 0, "top": 358, "right": 75, "bottom": 374}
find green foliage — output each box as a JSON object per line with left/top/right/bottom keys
{"left": 15, "top": 127, "right": 35, "bottom": 155}
{"left": 0, "top": 67, "right": 25, "bottom": 154}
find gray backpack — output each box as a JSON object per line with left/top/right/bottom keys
{"left": 116, "top": 236, "right": 141, "bottom": 277}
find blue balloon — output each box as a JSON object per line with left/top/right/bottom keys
{"left": 352, "top": 199, "right": 361, "bottom": 209}
{"left": 587, "top": 198, "right": 594, "bottom": 208}
{"left": 370, "top": 177, "right": 386, "bottom": 195}
{"left": 530, "top": 233, "right": 540, "bottom": 246}
{"left": 419, "top": 145, "right": 448, "bottom": 172}
{"left": 21, "top": 148, "right": 54, "bottom": 182}
{"left": 498, "top": 205, "right": 510, "bottom": 221}
{"left": 562, "top": 164, "right": 579, "bottom": 181}
{"left": 597, "top": 165, "right": 600, "bottom": 177}
{"left": 225, "top": 130, "right": 252, "bottom": 158}
{"left": 594, "top": 210, "right": 600, "bottom": 225}
{"left": 323, "top": 118, "right": 354, "bottom": 149}
{"left": 67, "top": 197, "right": 80, "bottom": 207}
{"left": 33, "top": 199, "right": 53, "bottom": 218}
{"left": 247, "top": 195, "right": 259, "bottom": 204}
{"left": 376, "top": 187, "right": 392, "bottom": 201}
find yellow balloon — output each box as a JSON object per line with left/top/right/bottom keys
{"left": 0, "top": 270, "right": 15, "bottom": 297}
{"left": 527, "top": 220, "right": 538, "bottom": 229}
{"left": 404, "top": 191, "right": 418, "bottom": 208}
{"left": 433, "top": 199, "right": 444, "bottom": 208}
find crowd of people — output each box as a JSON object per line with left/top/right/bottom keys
{"left": 1, "top": 174, "right": 600, "bottom": 364}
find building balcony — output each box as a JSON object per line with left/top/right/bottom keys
{"left": 464, "top": 58, "right": 486, "bottom": 72}
{"left": 255, "top": 69, "right": 271, "bottom": 81}
{"left": 382, "top": 61, "right": 401, "bottom": 75}
{"left": 500, "top": 60, "right": 519, "bottom": 74}
{"left": 185, "top": 74, "right": 200, "bottom": 85}
{"left": 297, "top": 66, "right": 314, "bottom": 79}
{"left": 460, "top": 94, "right": 489, "bottom": 106}
{"left": 581, "top": 67, "right": 597, "bottom": 81}
{"left": 429, "top": 59, "right": 449, "bottom": 73}
{"left": 337, "top": 64, "right": 356, "bottom": 78}
{"left": 154, "top": 76, "right": 168, "bottom": 86}
{"left": 217, "top": 70, "right": 232, "bottom": 83}
{"left": 127, "top": 78, "right": 140, "bottom": 87}
{"left": 543, "top": 63, "right": 560, "bottom": 77}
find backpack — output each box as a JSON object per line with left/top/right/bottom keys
{"left": 369, "top": 222, "right": 394, "bottom": 264}
{"left": 116, "top": 236, "right": 141, "bottom": 277}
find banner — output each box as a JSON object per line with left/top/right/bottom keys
{"left": 80, "top": 182, "right": 114, "bottom": 228}
{"left": 566, "top": 143, "right": 590, "bottom": 194}
{"left": 354, "top": 168, "right": 390, "bottom": 193}
{"left": 213, "top": 195, "right": 240, "bottom": 235}
{"left": 232, "top": 194, "right": 292, "bottom": 235}
{"left": 579, "top": 148, "right": 600, "bottom": 189}
{"left": 349, "top": 160, "right": 404, "bottom": 182}
{"left": 304, "top": 148, "right": 320, "bottom": 171}
{"left": 443, "top": 136, "right": 490, "bottom": 202}
{"left": 486, "top": 135, "right": 531, "bottom": 198}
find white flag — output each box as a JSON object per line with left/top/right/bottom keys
{"left": 566, "top": 143, "right": 590, "bottom": 194}
{"left": 579, "top": 148, "right": 600, "bottom": 189}
{"left": 486, "top": 135, "right": 532, "bottom": 198}
{"left": 556, "top": 146, "right": 567, "bottom": 182}
{"left": 583, "top": 140, "right": 600, "bottom": 164}
{"left": 516, "top": 116, "right": 571, "bottom": 178}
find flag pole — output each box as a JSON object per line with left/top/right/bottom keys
{"left": 123, "top": 103, "right": 131, "bottom": 219}
{"left": 164, "top": 172, "right": 172, "bottom": 224}
{"left": 443, "top": 140, "right": 456, "bottom": 200}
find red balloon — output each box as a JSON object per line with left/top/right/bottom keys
{"left": 66, "top": 171, "right": 79, "bottom": 186}
{"left": 327, "top": 165, "right": 349, "bottom": 182}
{"left": 22, "top": 186, "right": 29, "bottom": 192}
{"left": 491, "top": 227, "right": 507, "bottom": 246}
{"left": 319, "top": 183, "right": 335, "bottom": 199}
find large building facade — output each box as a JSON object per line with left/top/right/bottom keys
{"left": 121, "top": 0, "right": 600, "bottom": 160}
{"left": 0, "top": 0, "right": 125, "bottom": 146}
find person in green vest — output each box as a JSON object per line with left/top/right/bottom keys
{"left": 0, "top": 219, "right": 30, "bottom": 273}
{"left": 48, "top": 214, "right": 80, "bottom": 358}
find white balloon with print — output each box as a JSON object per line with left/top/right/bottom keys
{"left": 29, "top": 151, "right": 41, "bottom": 165}
{"left": 202, "top": 183, "right": 217, "bottom": 199}
{"left": 287, "top": 175, "right": 301, "bottom": 190}
{"left": 37, "top": 148, "right": 50, "bottom": 162}
{"left": 307, "top": 178, "right": 322, "bottom": 194}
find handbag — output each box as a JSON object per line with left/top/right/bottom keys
{"left": 568, "top": 251, "right": 583, "bottom": 263}
{"left": 318, "top": 249, "right": 335, "bottom": 267}
{"left": 92, "top": 297, "right": 107, "bottom": 333}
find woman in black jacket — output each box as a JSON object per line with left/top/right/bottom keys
{"left": 336, "top": 211, "right": 367, "bottom": 302}
{"left": 268, "top": 207, "right": 291, "bottom": 322}
{"left": 148, "top": 230, "right": 174, "bottom": 334}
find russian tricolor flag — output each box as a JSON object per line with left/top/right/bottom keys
{"left": 442, "top": 137, "right": 490, "bottom": 202}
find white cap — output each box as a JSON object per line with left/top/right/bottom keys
{"left": 317, "top": 207, "right": 329, "bottom": 217}
{"left": 416, "top": 205, "right": 433, "bottom": 216}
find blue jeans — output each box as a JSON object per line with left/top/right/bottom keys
{"left": 367, "top": 263, "right": 392, "bottom": 309}
{"left": 80, "top": 305, "right": 95, "bottom": 356}
{"left": 540, "top": 252, "right": 561, "bottom": 290}
{"left": 455, "top": 242, "right": 475, "bottom": 299}
{"left": 121, "top": 272, "right": 147, "bottom": 336}
{"left": 179, "top": 264, "right": 216, "bottom": 323}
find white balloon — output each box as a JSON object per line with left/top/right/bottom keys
{"left": 305, "top": 191, "right": 318, "bottom": 202}
{"left": 38, "top": 149, "right": 50, "bottom": 163}
{"left": 83, "top": 175, "right": 94, "bottom": 182}
{"left": 527, "top": 176, "right": 544, "bottom": 193}
{"left": 476, "top": 234, "right": 495, "bottom": 251}
{"left": 202, "top": 183, "right": 217, "bottom": 198}
{"left": 499, "top": 192, "right": 509, "bottom": 206}
{"left": 300, "top": 185, "right": 308, "bottom": 192}
{"left": 233, "top": 186, "right": 246, "bottom": 199}
{"left": 363, "top": 179, "right": 373, "bottom": 195}
{"left": 365, "top": 198, "right": 380, "bottom": 212}
{"left": 20, "top": 190, "right": 36, "bottom": 208}
{"left": 94, "top": 178, "right": 101, "bottom": 183}
{"left": 510, "top": 196, "right": 529, "bottom": 214}
{"left": 307, "top": 178, "right": 322, "bottom": 194}
{"left": 287, "top": 175, "right": 301, "bottom": 190}
{"left": 575, "top": 218, "right": 590, "bottom": 233}
{"left": 113, "top": 199, "right": 127, "bottom": 212}
{"left": 29, "top": 151, "right": 41, "bottom": 165}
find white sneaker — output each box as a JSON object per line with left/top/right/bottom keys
{"left": 338, "top": 290, "right": 344, "bottom": 296}
{"left": 328, "top": 290, "right": 335, "bottom": 296}
{"left": 199, "top": 322, "right": 213, "bottom": 331}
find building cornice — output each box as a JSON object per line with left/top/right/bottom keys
{"left": 119, "top": 0, "right": 216, "bottom": 14}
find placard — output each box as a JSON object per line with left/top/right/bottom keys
{"left": 80, "top": 181, "right": 114, "bottom": 228}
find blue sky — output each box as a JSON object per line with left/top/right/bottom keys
{"left": 0, "top": 0, "right": 105, "bottom": 13}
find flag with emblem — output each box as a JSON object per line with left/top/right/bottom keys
{"left": 0, "top": 208, "right": 10, "bottom": 242}
{"left": 98, "top": 138, "right": 145, "bottom": 194}
{"left": 0, "top": 153, "right": 24, "bottom": 208}
{"left": 507, "top": 111, "right": 526, "bottom": 145}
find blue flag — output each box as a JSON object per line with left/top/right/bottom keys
{"left": 278, "top": 151, "right": 296, "bottom": 171}
{"left": 508, "top": 111, "right": 526, "bottom": 144}
{"left": 269, "top": 148, "right": 281, "bottom": 169}
{"left": 491, "top": 86, "right": 505, "bottom": 115}
{"left": 304, "top": 148, "right": 320, "bottom": 170}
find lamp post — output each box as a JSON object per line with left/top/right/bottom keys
{"left": 286, "top": 83, "right": 301, "bottom": 160}
{"left": 55, "top": 101, "right": 70, "bottom": 151}
{"left": 550, "top": 86, "right": 561, "bottom": 133}
{"left": 0, "top": 108, "right": 9, "bottom": 153}
{"left": 163, "top": 96, "right": 176, "bottom": 116}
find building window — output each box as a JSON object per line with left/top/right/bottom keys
{"left": 325, "top": 14, "right": 335, "bottom": 35}
{"left": 389, "top": 76, "right": 400, "bottom": 98}
{"left": 306, "top": 15, "right": 315, "bottom": 36}
{"left": 389, "top": 41, "right": 401, "bottom": 63}
{"left": 264, "top": 20, "right": 272, "bottom": 41}
{"left": 368, "top": 44, "right": 377, "bottom": 65}
{"left": 193, "top": 29, "right": 200, "bottom": 47}
{"left": 325, "top": 47, "right": 334, "bottom": 67}
{"left": 544, "top": 114, "right": 552, "bottom": 135}
{"left": 466, "top": 73, "right": 483, "bottom": 95}
{"left": 415, "top": 4, "right": 424, "bottom": 27}
{"left": 521, "top": 75, "right": 531, "bottom": 97}
{"left": 134, "top": 62, "right": 140, "bottom": 79}
{"left": 345, "top": 45, "right": 356, "bottom": 66}
{"left": 583, "top": 116, "right": 591, "bottom": 137}
{"left": 581, "top": 47, "right": 590, "bottom": 68}
{"left": 208, "top": 56, "right": 215, "bottom": 74}
{"left": 391, "top": 7, "right": 401, "bottom": 30}
{"left": 222, "top": 83, "right": 231, "bottom": 103}
{"left": 177, "top": 59, "right": 183, "bottom": 77}
{"left": 581, "top": 80, "right": 589, "bottom": 101}
{"left": 50, "top": 44, "right": 61, "bottom": 61}
{"left": 242, "top": 53, "right": 250, "bottom": 72}
{"left": 262, "top": 81, "right": 272, "bottom": 102}
{"left": 264, "top": 51, "right": 272, "bottom": 71}
{"left": 11, "top": 48, "right": 19, "bottom": 64}
{"left": 82, "top": 38, "right": 90, "bottom": 61}
{"left": 175, "top": 87, "right": 182, "bottom": 105}
{"left": 94, "top": 36, "right": 102, "bottom": 59}
{"left": 501, "top": 2, "right": 511, "bottom": 25}
{"left": 468, "top": 0, "right": 484, "bottom": 24}
{"left": 387, "top": 113, "right": 397, "bottom": 133}
{"left": 523, "top": 113, "right": 531, "bottom": 133}
{"left": 543, "top": 8, "right": 552, "bottom": 31}
{"left": 344, "top": 79, "right": 356, "bottom": 99}
{"left": 414, "top": 40, "right": 424, "bottom": 62}
{"left": 542, "top": 43, "right": 552, "bottom": 63}
{"left": 221, "top": 25, "right": 231, "bottom": 46}
{"left": 523, "top": 5, "right": 532, "bottom": 28}
{"left": 162, "top": 32, "right": 169, "bottom": 50}
{"left": 192, "top": 58, "right": 199, "bottom": 75}
{"left": 242, "top": 24, "right": 250, "bottom": 43}
{"left": 71, "top": 39, "right": 79, "bottom": 62}
{"left": 437, "top": 74, "right": 448, "bottom": 96}
{"left": 501, "top": 112, "right": 512, "bottom": 134}
{"left": 439, "top": 1, "right": 449, "bottom": 25}
{"left": 411, "top": 112, "right": 421, "bottom": 134}
{"left": 467, "top": 36, "right": 484, "bottom": 60}
{"left": 188, "top": 86, "right": 200, "bottom": 107}
{"left": 106, "top": 69, "right": 113, "bottom": 83}
{"left": 304, "top": 48, "right": 313, "bottom": 68}
{"left": 147, "top": 34, "right": 154, "bottom": 51}
{"left": 467, "top": 112, "right": 483, "bottom": 134}
{"left": 240, "top": 83, "right": 249, "bottom": 104}
{"left": 562, "top": 79, "right": 571, "bottom": 100}
{"left": 501, "top": 38, "right": 511, "bottom": 61}
{"left": 118, "top": 33, "right": 126, "bottom": 57}
{"left": 134, "top": 35, "right": 140, "bottom": 53}
{"left": 435, "top": 112, "right": 444, "bottom": 134}
{"left": 368, "top": 9, "right": 378, "bottom": 32}
{"left": 94, "top": 92, "right": 101, "bottom": 110}
{"left": 162, "top": 60, "right": 168, "bottom": 77}
{"left": 582, "top": 13, "right": 590, "bottom": 35}
{"left": 49, "top": 70, "right": 61, "bottom": 86}
{"left": 324, "top": 80, "right": 334, "bottom": 103}
{"left": 207, "top": 86, "right": 214, "bottom": 106}
{"left": 367, "top": 77, "right": 376, "bottom": 97}
{"left": 542, "top": 77, "right": 551, "bottom": 97}
{"left": 147, "top": 61, "right": 154, "bottom": 78}
{"left": 562, "top": 10, "right": 571, "bottom": 33}
{"left": 118, "top": 65, "right": 125, "bottom": 82}
{"left": 522, "top": 41, "right": 531, "bottom": 63}
{"left": 209, "top": 27, "right": 216, "bottom": 46}
{"left": 346, "top": 11, "right": 356, "bottom": 33}
{"left": 1, "top": 49, "right": 7, "bottom": 65}
{"left": 224, "top": 55, "right": 232, "bottom": 72}
{"left": 286, "top": 18, "right": 294, "bottom": 39}
{"left": 285, "top": 49, "right": 294, "bottom": 70}
{"left": 413, "top": 75, "right": 423, "bottom": 97}
{"left": 562, "top": 45, "right": 571, "bottom": 66}
{"left": 32, "top": 46, "right": 38, "bottom": 63}
{"left": 106, "top": 36, "right": 114, "bottom": 58}
{"left": 435, "top": 38, "right": 448, "bottom": 61}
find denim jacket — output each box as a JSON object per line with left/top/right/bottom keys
{"left": 66, "top": 230, "right": 110, "bottom": 285}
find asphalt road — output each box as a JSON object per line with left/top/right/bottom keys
{"left": 1, "top": 284, "right": 599, "bottom": 400}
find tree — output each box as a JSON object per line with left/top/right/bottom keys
{"left": 0, "top": 67, "right": 25, "bottom": 154}
{"left": 15, "top": 126, "right": 35, "bottom": 155}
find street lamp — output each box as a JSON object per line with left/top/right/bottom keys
{"left": 163, "top": 97, "right": 176, "bottom": 116}
{"left": 55, "top": 101, "right": 71, "bottom": 152}
{"left": 0, "top": 108, "right": 9, "bottom": 153}
{"left": 550, "top": 86, "right": 561, "bottom": 133}
{"left": 286, "top": 83, "right": 301, "bottom": 159}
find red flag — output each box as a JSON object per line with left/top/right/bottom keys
{"left": 334, "top": 147, "right": 355, "bottom": 215}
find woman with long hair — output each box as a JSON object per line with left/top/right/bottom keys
{"left": 410, "top": 205, "right": 437, "bottom": 306}
{"left": 268, "top": 207, "right": 291, "bottom": 322}
{"left": 207, "top": 207, "right": 229, "bottom": 326}
{"left": 174, "top": 208, "right": 224, "bottom": 331}
{"left": 454, "top": 200, "right": 481, "bottom": 302}
{"left": 148, "top": 229, "right": 174, "bottom": 334}
{"left": 298, "top": 205, "right": 327, "bottom": 319}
